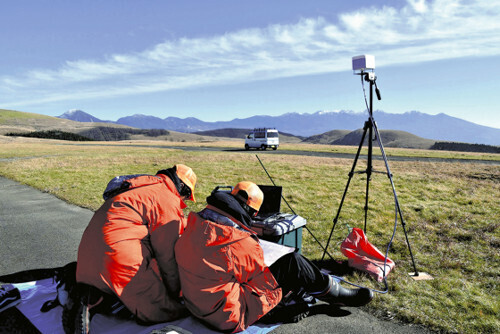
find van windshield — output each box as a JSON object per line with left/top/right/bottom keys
{"left": 267, "top": 132, "right": 279, "bottom": 138}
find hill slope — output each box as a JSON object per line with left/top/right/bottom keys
{"left": 1, "top": 109, "right": 129, "bottom": 134}
{"left": 303, "top": 130, "right": 351, "bottom": 145}
{"left": 303, "top": 129, "right": 435, "bottom": 149}
{"left": 0, "top": 109, "right": 218, "bottom": 142}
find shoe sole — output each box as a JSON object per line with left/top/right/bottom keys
{"left": 76, "top": 303, "right": 91, "bottom": 334}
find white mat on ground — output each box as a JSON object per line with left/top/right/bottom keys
{"left": 10, "top": 279, "right": 280, "bottom": 334}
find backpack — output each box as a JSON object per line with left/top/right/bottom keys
{"left": 102, "top": 174, "right": 148, "bottom": 200}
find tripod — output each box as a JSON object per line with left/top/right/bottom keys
{"left": 321, "top": 71, "right": 419, "bottom": 277}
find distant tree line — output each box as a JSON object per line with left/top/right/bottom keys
{"left": 6, "top": 130, "right": 93, "bottom": 141}
{"left": 430, "top": 142, "right": 500, "bottom": 153}
{"left": 193, "top": 128, "right": 250, "bottom": 138}
{"left": 79, "top": 127, "right": 169, "bottom": 141}
{"left": 6, "top": 127, "right": 170, "bottom": 142}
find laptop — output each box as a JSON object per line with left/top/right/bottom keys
{"left": 254, "top": 185, "right": 282, "bottom": 221}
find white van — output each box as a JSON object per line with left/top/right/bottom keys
{"left": 245, "top": 128, "right": 279, "bottom": 150}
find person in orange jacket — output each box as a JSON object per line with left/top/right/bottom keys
{"left": 175, "top": 181, "right": 373, "bottom": 333}
{"left": 75, "top": 164, "right": 196, "bottom": 328}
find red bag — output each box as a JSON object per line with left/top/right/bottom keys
{"left": 340, "top": 227, "right": 395, "bottom": 282}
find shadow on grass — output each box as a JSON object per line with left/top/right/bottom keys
{"left": 312, "top": 258, "right": 355, "bottom": 276}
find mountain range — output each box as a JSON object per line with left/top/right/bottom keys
{"left": 58, "top": 109, "right": 500, "bottom": 146}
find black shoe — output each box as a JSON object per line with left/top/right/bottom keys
{"left": 260, "top": 301, "right": 311, "bottom": 324}
{"left": 288, "top": 302, "right": 311, "bottom": 323}
{"left": 330, "top": 286, "right": 373, "bottom": 307}
{"left": 313, "top": 275, "right": 373, "bottom": 307}
{"left": 260, "top": 290, "right": 313, "bottom": 324}
{"left": 0, "top": 286, "right": 21, "bottom": 313}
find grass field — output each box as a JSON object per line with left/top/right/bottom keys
{"left": 0, "top": 138, "right": 499, "bottom": 333}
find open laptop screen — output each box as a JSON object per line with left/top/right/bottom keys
{"left": 255, "top": 185, "right": 282, "bottom": 219}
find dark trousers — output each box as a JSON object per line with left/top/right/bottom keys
{"left": 269, "top": 252, "right": 329, "bottom": 296}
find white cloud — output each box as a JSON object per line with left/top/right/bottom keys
{"left": 408, "top": 0, "right": 428, "bottom": 13}
{"left": 2, "top": 0, "right": 500, "bottom": 107}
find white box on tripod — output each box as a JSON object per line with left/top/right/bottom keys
{"left": 352, "top": 55, "right": 375, "bottom": 71}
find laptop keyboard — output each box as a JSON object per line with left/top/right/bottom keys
{"left": 253, "top": 212, "right": 281, "bottom": 222}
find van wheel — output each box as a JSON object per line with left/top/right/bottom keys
{"left": 245, "top": 144, "right": 249, "bottom": 150}
{"left": 273, "top": 147, "right": 277, "bottom": 150}
{"left": 260, "top": 145, "right": 267, "bottom": 150}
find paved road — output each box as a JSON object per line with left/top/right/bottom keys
{"left": 0, "top": 176, "right": 433, "bottom": 333}
{"left": 0, "top": 177, "right": 92, "bottom": 275}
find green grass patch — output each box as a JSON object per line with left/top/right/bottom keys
{"left": 0, "top": 109, "right": 55, "bottom": 123}
{"left": 0, "top": 140, "right": 499, "bottom": 333}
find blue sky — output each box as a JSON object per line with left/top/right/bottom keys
{"left": 1, "top": 0, "right": 499, "bottom": 129}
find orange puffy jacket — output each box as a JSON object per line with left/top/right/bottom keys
{"left": 76, "top": 174, "right": 187, "bottom": 323}
{"left": 175, "top": 209, "right": 282, "bottom": 332}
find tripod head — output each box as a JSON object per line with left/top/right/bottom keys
{"left": 358, "top": 70, "right": 381, "bottom": 101}
{"left": 362, "top": 71, "right": 376, "bottom": 83}
{"left": 352, "top": 55, "right": 381, "bottom": 101}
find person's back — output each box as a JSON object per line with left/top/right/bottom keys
{"left": 77, "top": 165, "right": 197, "bottom": 324}
{"left": 176, "top": 208, "right": 281, "bottom": 332}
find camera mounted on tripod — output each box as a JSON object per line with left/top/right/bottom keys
{"left": 352, "top": 54, "right": 377, "bottom": 82}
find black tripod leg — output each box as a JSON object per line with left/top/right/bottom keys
{"left": 322, "top": 123, "right": 369, "bottom": 260}
{"left": 396, "top": 200, "right": 419, "bottom": 274}
{"left": 364, "top": 120, "right": 374, "bottom": 233}
{"left": 371, "top": 119, "right": 419, "bottom": 275}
